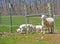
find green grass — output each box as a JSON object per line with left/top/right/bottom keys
{"left": 0, "top": 16, "right": 60, "bottom": 32}
{"left": 1, "top": 16, "right": 26, "bottom": 25}
{"left": 55, "top": 18, "right": 60, "bottom": 30}
{"left": 0, "top": 33, "right": 46, "bottom": 44}
{"left": 0, "top": 16, "right": 60, "bottom": 44}
{"left": 0, "top": 16, "right": 42, "bottom": 32}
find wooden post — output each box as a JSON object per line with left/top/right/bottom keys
{"left": 48, "top": 2, "right": 55, "bottom": 33}
{"left": 47, "top": 3, "right": 53, "bottom": 17}
{"left": 23, "top": 1, "right": 29, "bottom": 34}
{"left": 52, "top": 4, "right": 55, "bottom": 33}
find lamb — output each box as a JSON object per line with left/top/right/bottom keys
{"left": 17, "top": 24, "right": 26, "bottom": 33}
{"left": 35, "top": 25, "right": 43, "bottom": 32}
{"left": 41, "top": 15, "right": 54, "bottom": 33}
{"left": 17, "top": 24, "right": 34, "bottom": 33}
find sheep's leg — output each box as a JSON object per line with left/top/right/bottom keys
{"left": 41, "top": 28, "right": 43, "bottom": 33}
{"left": 19, "top": 28, "right": 23, "bottom": 33}
{"left": 48, "top": 27, "right": 54, "bottom": 34}
{"left": 51, "top": 27, "right": 54, "bottom": 34}
{"left": 48, "top": 27, "right": 51, "bottom": 33}
{"left": 41, "top": 27, "right": 44, "bottom": 33}
{"left": 33, "top": 29, "right": 36, "bottom": 33}
{"left": 31, "top": 28, "right": 34, "bottom": 33}
{"left": 29, "top": 26, "right": 33, "bottom": 33}
{"left": 30, "top": 28, "right": 34, "bottom": 33}
{"left": 48, "top": 27, "right": 50, "bottom": 33}
{"left": 31, "top": 28, "right": 33, "bottom": 33}
{"left": 42, "top": 27, "right": 45, "bottom": 34}
{"left": 41, "top": 29, "right": 42, "bottom": 33}
{"left": 50, "top": 28, "right": 53, "bottom": 34}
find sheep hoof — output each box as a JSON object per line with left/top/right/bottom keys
{"left": 48, "top": 32, "right": 53, "bottom": 34}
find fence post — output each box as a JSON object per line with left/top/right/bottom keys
{"left": 24, "top": 5, "right": 29, "bottom": 34}
{"left": 0, "top": 13, "right": 2, "bottom": 25}
{"left": 9, "top": 2, "right": 13, "bottom": 33}
{"left": 48, "top": 3, "right": 53, "bottom": 17}
{"left": 47, "top": 2, "right": 55, "bottom": 33}
{"left": 0, "top": 0, "right": 3, "bottom": 25}
{"left": 23, "top": 0, "right": 29, "bottom": 34}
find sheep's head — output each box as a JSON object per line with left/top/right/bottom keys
{"left": 41, "top": 15, "right": 45, "bottom": 19}
{"left": 17, "top": 28, "right": 20, "bottom": 32}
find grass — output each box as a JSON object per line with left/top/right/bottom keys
{"left": 0, "top": 33, "right": 46, "bottom": 44}
{"left": 0, "top": 16, "right": 60, "bottom": 32}
{"left": 0, "top": 16, "right": 42, "bottom": 32}
{"left": 0, "top": 16, "right": 60, "bottom": 44}
{"left": 55, "top": 18, "right": 60, "bottom": 30}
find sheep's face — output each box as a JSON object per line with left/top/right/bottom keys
{"left": 17, "top": 28, "right": 20, "bottom": 32}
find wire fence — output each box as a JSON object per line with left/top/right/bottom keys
{"left": 0, "top": 0, "right": 60, "bottom": 32}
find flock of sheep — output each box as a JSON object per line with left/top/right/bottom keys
{"left": 17, "top": 15, "right": 54, "bottom": 34}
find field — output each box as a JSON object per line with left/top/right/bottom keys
{"left": 0, "top": 16, "right": 42, "bottom": 32}
{"left": 0, "top": 16, "right": 60, "bottom": 44}
{"left": 0, "top": 33, "right": 60, "bottom": 44}
{"left": 0, "top": 16, "right": 60, "bottom": 32}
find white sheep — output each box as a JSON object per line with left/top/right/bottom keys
{"left": 41, "top": 15, "right": 54, "bottom": 33}
{"left": 18, "top": 24, "right": 34, "bottom": 33}
{"left": 35, "top": 25, "right": 43, "bottom": 32}
{"left": 17, "top": 28, "right": 22, "bottom": 33}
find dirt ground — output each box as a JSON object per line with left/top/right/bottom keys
{"left": 44, "top": 34, "right": 60, "bottom": 44}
